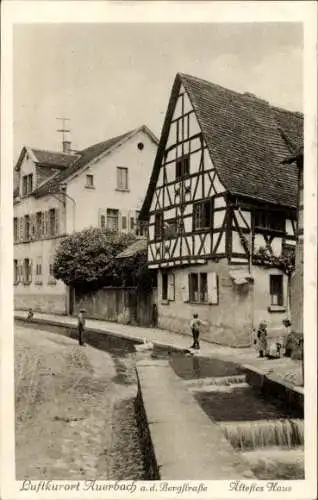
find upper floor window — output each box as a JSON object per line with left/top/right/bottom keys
{"left": 117, "top": 167, "right": 128, "bottom": 190}
{"left": 24, "top": 215, "right": 30, "bottom": 241}
{"left": 36, "top": 211, "right": 43, "bottom": 239}
{"left": 254, "top": 211, "right": 285, "bottom": 233}
{"left": 107, "top": 209, "right": 119, "bottom": 232}
{"left": 22, "top": 174, "right": 33, "bottom": 196}
{"left": 193, "top": 199, "right": 212, "bottom": 230}
{"left": 49, "top": 209, "right": 56, "bottom": 237}
{"left": 176, "top": 155, "right": 190, "bottom": 180}
{"left": 154, "top": 212, "right": 163, "bottom": 241}
{"left": 86, "top": 174, "right": 94, "bottom": 188}
{"left": 164, "top": 218, "right": 178, "bottom": 239}
{"left": 14, "top": 259, "right": 19, "bottom": 284}
{"left": 14, "top": 218, "right": 18, "bottom": 243}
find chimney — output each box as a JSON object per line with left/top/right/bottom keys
{"left": 62, "top": 140, "right": 72, "bottom": 153}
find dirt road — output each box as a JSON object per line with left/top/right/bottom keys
{"left": 15, "top": 324, "right": 144, "bottom": 480}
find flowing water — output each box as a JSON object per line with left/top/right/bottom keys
{"left": 16, "top": 320, "right": 304, "bottom": 480}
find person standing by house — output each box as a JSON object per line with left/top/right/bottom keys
{"left": 257, "top": 320, "right": 268, "bottom": 358}
{"left": 190, "top": 313, "right": 207, "bottom": 350}
{"left": 77, "top": 309, "right": 86, "bottom": 346}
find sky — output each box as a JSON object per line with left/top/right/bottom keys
{"left": 13, "top": 22, "right": 303, "bottom": 160}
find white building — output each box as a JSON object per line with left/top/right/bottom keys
{"left": 14, "top": 125, "right": 158, "bottom": 314}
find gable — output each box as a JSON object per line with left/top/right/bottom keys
{"left": 140, "top": 73, "right": 303, "bottom": 220}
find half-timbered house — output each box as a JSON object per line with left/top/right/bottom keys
{"left": 140, "top": 73, "right": 303, "bottom": 347}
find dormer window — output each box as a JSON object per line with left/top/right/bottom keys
{"left": 22, "top": 174, "right": 33, "bottom": 196}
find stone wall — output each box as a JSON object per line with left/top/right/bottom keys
{"left": 74, "top": 287, "right": 154, "bottom": 327}
{"left": 136, "top": 359, "right": 255, "bottom": 480}
{"left": 14, "top": 293, "right": 66, "bottom": 315}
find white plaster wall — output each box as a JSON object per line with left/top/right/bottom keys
{"left": 66, "top": 130, "right": 157, "bottom": 233}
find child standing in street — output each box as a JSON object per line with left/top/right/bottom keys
{"left": 77, "top": 309, "right": 86, "bottom": 346}
{"left": 190, "top": 313, "right": 207, "bottom": 350}
{"left": 257, "top": 320, "right": 268, "bottom": 358}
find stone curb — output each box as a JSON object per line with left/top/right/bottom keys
{"left": 242, "top": 364, "right": 304, "bottom": 412}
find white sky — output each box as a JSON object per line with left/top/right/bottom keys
{"left": 13, "top": 22, "right": 303, "bottom": 160}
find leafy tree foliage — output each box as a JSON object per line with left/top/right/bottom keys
{"left": 107, "top": 250, "right": 156, "bottom": 293}
{"left": 53, "top": 227, "right": 137, "bottom": 290}
{"left": 253, "top": 245, "right": 295, "bottom": 275}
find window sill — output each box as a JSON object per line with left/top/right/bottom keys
{"left": 14, "top": 281, "right": 19, "bottom": 286}
{"left": 268, "top": 305, "right": 286, "bottom": 313}
{"left": 115, "top": 188, "right": 130, "bottom": 193}
{"left": 85, "top": 185, "right": 95, "bottom": 189}
{"left": 161, "top": 299, "right": 170, "bottom": 305}
{"left": 35, "top": 281, "right": 43, "bottom": 286}
{"left": 48, "top": 280, "right": 57, "bottom": 285}
{"left": 23, "top": 281, "right": 32, "bottom": 286}
{"left": 189, "top": 301, "right": 217, "bottom": 306}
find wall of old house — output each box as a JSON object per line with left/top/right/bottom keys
{"left": 156, "top": 260, "right": 289, "bottom": 347}
{"left": 14, "top": 237, "right": 67, "bottom": 314}
{"left": 66, "top": 130, "right": 157, "bottom": 233}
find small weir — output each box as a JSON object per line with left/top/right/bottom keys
{"left": 189, "top": 372, "right": 304, "bottom": 479}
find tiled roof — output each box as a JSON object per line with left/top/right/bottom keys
{"left": 140, "top": 73, "right": 303, "bottom": 217}
{"left": 33, "top": 126, "right": 157, "bottom": 197}
{"left": 116, "top": 238, "right": 147, "bottom": 259}
{"left": 31, "top": 149, "right": 79, "bottom": 168}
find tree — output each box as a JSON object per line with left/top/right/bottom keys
{"left": 108, "top": 250, "right": 156, "bottom": 293}
{"left": 53, "top": 227, "right": 137, "bottom": 290}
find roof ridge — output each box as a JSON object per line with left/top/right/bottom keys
{"left": 30, "top": 147, "right": 79, "bottom": 157}
{"left": 179, "top": 72, "right": 303, "bottom": 115}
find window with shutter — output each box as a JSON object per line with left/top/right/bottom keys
{"left": 207, "top": 272, "right": 218, "bottom": 305}
{"left": 167, "top": 273, "right": 175, "bottom": 301}
{"left": 43, "top": 211, "right": 49, "bottom": 237}
{"left": 19, "top": 218, "right": 24, "bottom": 242}
{"left": 180, "top": 273, "right": 189, "bottom": 303}
{"left": 270, "top": 274, "right": 283, "bottom": 306}
{"left": 162, "top": 271, "right": 168, "bottom": 300}
{"left": 55, "top": 209, "right": 60, "bottom": 236}
{"left": 14, "top": 260, "right": 19, "bottom": 284}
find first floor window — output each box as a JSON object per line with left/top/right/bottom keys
{"left": 24, "top": 215, "right": 30, "bottom": 241}
{"left": 14, "top": 259, "right": 19, "bottom": 283}
{"left": 189, "top": 272, "right": 217, "bottom": 304}
{"left": 14, "top": 218, "right": 18, "bottom": 243}
{"left": 23, "top": 258, "right": 31, "bottom": 283}
{"left": 49, "top": 209, "right": 56, "bottom": 236}
{"left": 130, "top": 217, "right": 135, "bottom": 231}
{"left": 100, "top": 214, "right": 106, "bottom": 229}
{"left": 107, "top": 209, "right": 119, "bottom": 232}
{"left": 270, "top": 274, "right": 283, "bottom": 306}
{"left": 36, "top": 211, "right": 43, "bottom": 239}
{"left": 122, "top": 216, "right": 127, "bottom": 230}
{"left": 162, "top": 271, "right": 168, "bottom": 300}
{"left": 35, "top": 257, "right": 42, "bottom": 278}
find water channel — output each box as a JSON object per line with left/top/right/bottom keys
{"left": 16, "top": 320, "right": 304, "bottom": 480}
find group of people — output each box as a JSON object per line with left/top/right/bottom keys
{"left": 255, "top": 318, "right": 291, "bottom": 359}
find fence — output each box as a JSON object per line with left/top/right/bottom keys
{"left": 74, "top": 286, "right": 155, "bottom": 327}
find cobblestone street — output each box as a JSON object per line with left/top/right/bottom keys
{"left": 15, "top": 324, "right": 145, "bottom": 480}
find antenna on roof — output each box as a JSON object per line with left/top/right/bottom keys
{"left": 56, "top": 117, "right": 72, "bottom": 153}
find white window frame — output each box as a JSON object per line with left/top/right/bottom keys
{"left": 117, "top": 167, "right": 128, "bottom": 190}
